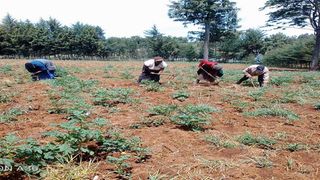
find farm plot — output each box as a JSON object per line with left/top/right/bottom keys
{"left": 0, "top": 59, "right": 320, "bottom": 179}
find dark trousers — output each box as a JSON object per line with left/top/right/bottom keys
{"left": 237, "top": 75, "right": 264, "bottom": 87}
{"left": 137, "top": 65, "right": 160, "bottom": 83}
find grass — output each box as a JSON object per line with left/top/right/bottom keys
{"left": 204, "top": 135, "right": 237, "bottom": 148}
{"left": 244, "top": 106, "right": 299, "bottom": 121}
{"left": 44, "top": 157, "right": 98, "bottom": 180}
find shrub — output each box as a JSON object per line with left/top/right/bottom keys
{"left": 170, "top": 104, "right": 218, "bottom": 131}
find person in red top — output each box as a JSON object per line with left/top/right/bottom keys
{"left": 196, "top": 59, "right": 224, "bottom": 84}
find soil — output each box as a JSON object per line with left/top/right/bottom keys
{"left": 0, "top": 59, "right": 319, "bottom": 179}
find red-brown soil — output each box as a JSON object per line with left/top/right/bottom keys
{"left": 0, "top": 59, "right": 319, "bottom": 179}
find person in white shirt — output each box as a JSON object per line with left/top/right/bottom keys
{"left": 137, "top": 56, "right": 168, "bottom": 83}
{"left": 236, "top": 65, "right": 269, "bottom": 87}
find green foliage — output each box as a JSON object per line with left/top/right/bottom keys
{"left": 0, "top": 91, "right": 13, "bottom": 103}
{"left": 93, "top": 88, "right": 133, "bottom": 107}
{"left": 140, "top": 80, "right": 163, "bottom": 92}
{"left": 0, "top": 65, "right": 13, "bottom": 74}
{"left": 50, "top": 76, "right": 97, "bottom": 94}
{"left": 170, "top": 104, "right": 218, "bottom": 131}
{"left": 107, "top": 155, "right": 131, "bottom": 178}
{"left": 120, "top": 71, "right": 134, "bottom": 79}
{"left": 237, "top": 132, "right": 276, "bottom": 149}
{"left": 204, "top": 135, "right": 236, "bottom": 148}
{"left": 0, "top": 107, "right": 26, "bottom": 123}
{"left": 286, "top": 143, "right": 306, "bottom": 152}
{"left": 263, "top": 35, "right": 315, "bottom": 68}
{"left": 148, "top": 105, "right": 177, "bottom": 116}
{"left": 43, "top": 117, "right": 109, "bottom": 156}
{"left": 244, "top": 107, "right": 299, "bottom": 121}
{"left": 171, "top": 90, "right": 190, "bottom": 101}
{"left": 270, "top": 76, "right": 294, "bottom": 86}
{"left": 54, "top": 67, "right": 69, "bottom": 77}
{"left": 248, "top": 88, "right": 266, "bottom": 101}
{"left": 315, "top": 103, "right": 320, "bottom": 110}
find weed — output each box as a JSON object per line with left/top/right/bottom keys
{"left": 314, "top": 103, "right": 320, "bottom": 110}
{"left": 270, "top": 76, "right": 293, "bottom": 86}
{"left": 204, "top": 135, "right": 236, "bottom": 148}
{"left": 286, "top": 143, "right": 306, "bottom": 152}
{"left": 148, "top": 170, "right": 168, "bottom": 180}
{"left": 196, "top": 157, "right": 235, "bottom": 171}
{"left": 247, "top": 156, "right": 273, "bottom": 168}
{"left": 244, "top": 107, "right": 299, "bottom": 121}
{"left": 248, "top": 88, "right": 266, "bottom": 101}
{"left": 286, "top": 158, "right": 294, "bottom": 171}
{"left": 170, "top": 104, "right": 218, "bottom": 131}
{"left": 237, "top": 132, "right": 276, "bottom": 149}
{"left": 171, "top": 90, "right": 190, "bottom": 101}
{"left": 140, "top": 80, "right": 163, "bottom": 92}
{"left": 0, "top": 107, "right": 26, "bottom": 123}
{"left": 93, "top": 88, "right": 133, "bottom": 107}
{"left": 107, "top": 155, "right": 131, "bottom": 178}
{"left": 273, "top": 132, "right": 287, "bottom": 140}
{"left": 120, "top": 71, "right": 134, "bottom": 79}
{"left": 0, "top": 91, "right": 13, "bottom": 103}
{"left": 148, "top": 105, "right": 177, "bottom": 116}
{"left": 230, "top": 100, "right": 249, "bottom": 112}
{"left": 0, "top": 65, "right": 13, "bottom": 74}
{"left": 54, "top": 67, "right": 69, "bottom": 77}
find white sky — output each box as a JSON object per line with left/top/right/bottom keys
{"left": 0, "top": 0, "right": 313, "bottom": 38}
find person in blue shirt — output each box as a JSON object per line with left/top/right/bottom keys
{"left": 25, "top": 59, "right": 56, "bottom": 81}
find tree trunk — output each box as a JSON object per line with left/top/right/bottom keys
{"left": 311, "top": 29, "right": 320, "bottom": 71}
{"left": 203, "top": 23, "right": 210, "bottom": 60}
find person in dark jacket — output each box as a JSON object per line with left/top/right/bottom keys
{"left": 196, "top": 59, "right": 223, "bottom": 84}
{"left": 137, "top": 56, "right": 168, "bottom": 83}
{"left": 25, "top": 59, "right": 56, "bottom": 81}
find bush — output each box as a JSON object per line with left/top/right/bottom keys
{"left": 170, "top": 104, "right": 219, "bottom": 131}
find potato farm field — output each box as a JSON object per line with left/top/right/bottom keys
{"left": 0, "top": 59, "right": 320, "bottom": 180}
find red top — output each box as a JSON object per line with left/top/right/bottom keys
{"left": 198, "top": 59, "right": 218, "bottom": 68}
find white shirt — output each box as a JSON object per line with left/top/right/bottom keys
{"left": 144, "top": 59, "right": 168, "bottom": 71}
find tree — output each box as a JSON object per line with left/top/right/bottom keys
{"left": 168, "top": 0, "right": 238, "bottom": 60}
{"left": 262, "top": 0, "right": 320, "bottom": 70}
{"left": 239, "top": 29, "right": 265, "bottom": 57}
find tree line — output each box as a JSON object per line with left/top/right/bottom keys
{"left": 0, "top": 13, "right": 316, "bottom": 69}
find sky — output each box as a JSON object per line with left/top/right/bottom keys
{"left": 0, "top": 0, "right": 313, "bottom": 38}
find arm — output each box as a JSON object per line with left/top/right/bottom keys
{"left": 243, "top": 67, "right": 252, "bottom": 78}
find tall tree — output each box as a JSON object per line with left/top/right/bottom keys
{"left": 262, "top": 0, "right": 320, "bottom": 70}
{"left": 168, "top": 0, "right": 238, "bottom": 60}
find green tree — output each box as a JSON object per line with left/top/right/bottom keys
{"left": 262, "top": 0, "right": 320, "bottom": 70}
{"left": 239, "top": 29, "right": 265, "bottom": 58}
{"left": 168, "top": 0, "right": 238, "bottom": 60}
